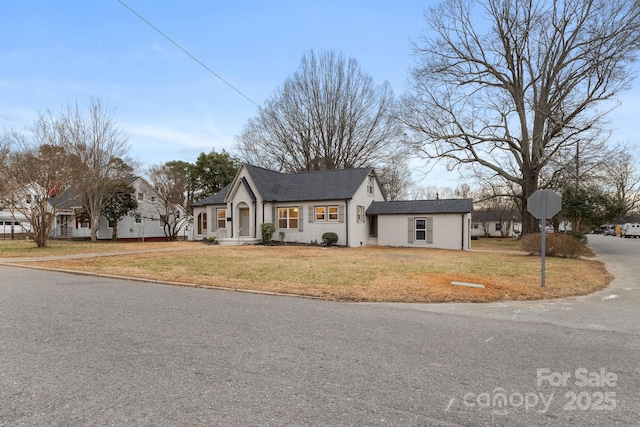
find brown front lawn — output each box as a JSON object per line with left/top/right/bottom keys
{"left": 11, "top": 243, "right": 612, "bottom": 303}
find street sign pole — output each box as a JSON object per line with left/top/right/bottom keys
{"left": 541, "top": 195, "right": 546, "bottom": 288}
{"left": 527, "top": 189, "right": 562, "bottom": 288}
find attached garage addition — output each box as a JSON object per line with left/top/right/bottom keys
{"left": 366, "top": 199, "right": 473, "bottom": 250}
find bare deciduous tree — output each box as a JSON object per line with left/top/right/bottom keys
{"left": 146, "top": 163, "right": 190, "bottom": 241}
{"left": 376, "top": 154, "right": 414, "bottom": 201}
{"left": 409, "top": 184, "right": 463, "bottom": 200}
{"left": 1, "top": 112, "right": 76, "bottom": 247}
{"left": 63, "top": 98, "right": 132, "bottom": 242}
{"left": 0, "top": 137, "right": 10, "bottom": 200}
{"left": 402, "top": 0, "right": 640, "bottom": 234}
{"left": 471, "top": 185, "right": 519, "bottom": 236}
{"left": 235, "top": 50, "right": 403, "bottom": 172}
{"left": 602, "top": 146, "right": 640, "bottom": 216}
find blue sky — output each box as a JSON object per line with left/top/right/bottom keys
{"left": 2, "top": 1, "right": 638, "bottom": 188}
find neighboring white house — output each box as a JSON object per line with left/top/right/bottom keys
{"left": 50, "top": 177, "right": 179, "bottom": 241}
{"left": 192, "top": 164, "right": 473, "bottom": 250}
{"left": 0, "top": 183, "right": 50, "bottom": 239}
{"left": 471, "top": 209, "right": 521, "bottom": 238}
{"left": 0, "top": 210, "right": 31, "bottom": 239}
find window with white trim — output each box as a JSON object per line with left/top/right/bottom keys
{"left": 137, "top": 192, "right": 144, "bottom": 201}
{"left": 197, "top": 212, "right": 207, "bottom": 234}
{"left": 314, "top": 205, "right": 339, "bottom": 222}
{"left": 328, "top": 206, "right": 339, "bottom": 221}
{"left": 415, "top": 218, "right": 427, "bottom": 241}
{"left": 367, "top": 176, "right": 374, "bottom": 195}
{"left": 357, "top": 205, "right": 364, "bottom": 223}
{"left": 315, "top": 206, "right": 326, "bottom": 221}
{"left": 216, "top": 208, "right": 227, "bottom": 229}
{"left": 278, "top": 207, "right": 298, "bottom": 229}
{"left": 408, "top": 217, "right": 433, "bottom": 244}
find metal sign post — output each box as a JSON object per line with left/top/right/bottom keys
{"left": 540, "top": 196, "right": 547, "bottom": 287}
{"left": 527, "top": 190, "right": 562, "bottom": 288}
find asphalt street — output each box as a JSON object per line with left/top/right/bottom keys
{"left": 380, "top": 234, "right": 640, "bottom": 335}
{"left": 1, "top": 234, "right": 638, "bottom": 426}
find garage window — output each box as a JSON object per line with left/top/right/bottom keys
{"left": 408, "top": 217, "right": 433, "bottom": 244}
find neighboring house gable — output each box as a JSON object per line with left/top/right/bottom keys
{"left": 49, "top": 177, "right": 174, "bottom": 240}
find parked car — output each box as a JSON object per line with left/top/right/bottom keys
{"left": 604, "top": 227, "right": 616, "bottom": 236}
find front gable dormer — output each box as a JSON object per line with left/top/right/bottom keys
{"left": 225, "top": 165, "right": 261, "bottom": 204}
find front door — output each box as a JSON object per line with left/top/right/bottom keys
{"left": 239, "top": 208, "right": 249, "bottom": 236}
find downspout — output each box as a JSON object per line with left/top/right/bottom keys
{"left": 253, "top": 201, "right": 257, "bottom": 238}
{"left": 345, "top": 199, "right": 349, "bottom": 247}
{"left": 461, "top": 214, "right": 465, "bottom": 250}
{"left": 262, "top": 201, "right": 266, "bottom": 224}
{"left": 230, "top": 202, "right": 233, "bottom": 238}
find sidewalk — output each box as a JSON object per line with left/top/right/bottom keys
{"left": 0, "top": 245, "right": 198, "bottom": 264}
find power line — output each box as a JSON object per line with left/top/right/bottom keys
{"left": 117, "top": 0, "right": 258, "bottom": 107}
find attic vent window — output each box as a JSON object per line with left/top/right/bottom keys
{"left": 367, "top": 176, "right": 374, "bottom": 196}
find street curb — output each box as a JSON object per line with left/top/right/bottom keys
{"left": 0, "top": 261, "right": 329, "bottom": 301}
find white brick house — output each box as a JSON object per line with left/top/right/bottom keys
{"left": 192, "top": 164, "right": 472, "bottom": 249}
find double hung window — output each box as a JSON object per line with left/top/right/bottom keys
{"left": 278, "top": 207, "right": 299, "bottom": 229}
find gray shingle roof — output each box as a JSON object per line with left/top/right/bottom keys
{"left": 471, "top": 208, "right": 521, "bottom": 222}
{"left": 193, "top": 165, "right": 375, "bottom": 206}
{"left": 49, "top": 188, "right": 82, "bottom": 210}
{"left": 50, "top": 176, "right": 142, "bottom": 210}
{"left": 191, "top": 185, "right": 230, "bottom": 206}
{"left": 244, "top": 164, "right": 373, "bottom": 202}
{"left": 366, "top": 199, "right": 473, "bottom": 215}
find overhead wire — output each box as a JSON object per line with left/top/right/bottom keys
{"left": 117, "top": 0, "right": 259, "bottom": 107}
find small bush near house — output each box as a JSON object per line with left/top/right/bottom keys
{"left": 322, "top": 232, "right": 339, "bottom": 246}
{"left": 261, "top": 223, "right": 275, "bottom": 245}
{"left": 521, "top": 233, "right": 590, "bottom": 258}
